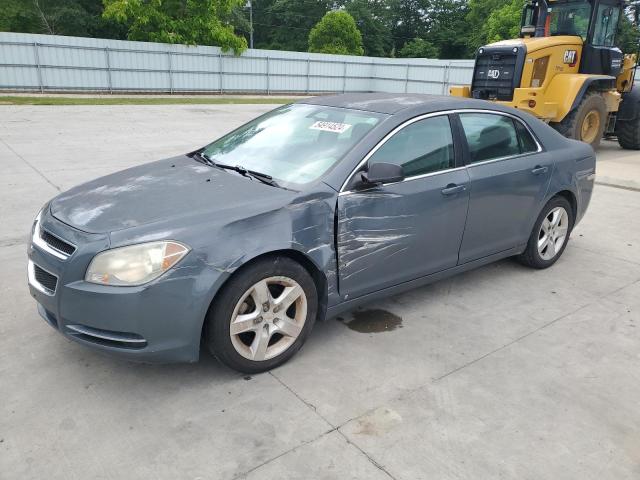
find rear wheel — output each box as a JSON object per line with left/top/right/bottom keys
{"left": 205, "top": 256, "right": 317, "bottom": 373}
{"left": 518, "top": 196, "right": 574, "bottom": 269}
{"left": 616, "top": 117, "right": 640, "bottom": 150}
{"left": 551, "top": 92, "right": 607, "bottom": 148}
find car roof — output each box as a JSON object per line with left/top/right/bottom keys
{"left": 297, "top": 93, "right": 510, "bottom": 115}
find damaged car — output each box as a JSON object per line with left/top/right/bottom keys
{"left": 27, "top": 93, "right": 596, "bottom": 373}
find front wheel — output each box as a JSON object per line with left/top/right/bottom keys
{"left": 205, "top": 256, "right": 317, "bottom": 373}
{"left": 518, "top": 196, "right": 574, "bottom": 269}
{"left": 551, "top": 92, "right": 607, "bottom": 148}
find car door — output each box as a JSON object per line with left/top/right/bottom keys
{"left": 337, "top": 114, "right": 470, "bottom": 299}
{"left": 456, "top": 111, "right": 553, "bottom": 264}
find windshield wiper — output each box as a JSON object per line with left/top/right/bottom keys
{"left": 214, "top": 163, "right": 281, "bottom": 188}
{"left": 191, "top": 151, "right": 281, "bottom": 188}
{"left": 192, "top": 150, "right": 215, "bottom": 166}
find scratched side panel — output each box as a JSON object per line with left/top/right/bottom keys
{"left": 336, "top": 170, "right": 470, "bottom": 300}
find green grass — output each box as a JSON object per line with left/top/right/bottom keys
{"left": 0, "top": 96, "right": 294, "bottom": 106}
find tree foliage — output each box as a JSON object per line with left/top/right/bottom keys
{"left": 344, "top": 0, "right": 392, "bottom": 57}
{"left": 485, "top": 0, "right": 525, "bottom": 44}
{"left": 0, "top": 0, "right": 126, "bottom": 38}
{"left": 398, "top": 38, "right": 439, "bottom": 58}
{"left": 308, "top": 10, "right": 364, "bottom": 55}
{"left": 102, "top": 0, "right": 247, "bottom": 53}
{"left": 618, "top": 10, "right": 640, "bottom": 54}
{"left": 2, "top": 0, "right": 639, "bottom": 60}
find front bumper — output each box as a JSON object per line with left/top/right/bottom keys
{"left": 27, "top": 208, "right": 221, "bottom": 363}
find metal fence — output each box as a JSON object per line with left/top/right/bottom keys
{"left": 0, "top": 32, "right": 474, "bottom": 94}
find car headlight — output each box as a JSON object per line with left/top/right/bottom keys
{"left": 32, "top": 207, "right": 44, "bottom": 235}
{"left": 85, "top": 241, "right": 190, "bottom": 286}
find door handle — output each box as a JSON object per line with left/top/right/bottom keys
{"left": 441, "top": 184, "right": 466, "bottom": 196}
{"left": 531, "top": 165, "right": 549, "bottom": 175}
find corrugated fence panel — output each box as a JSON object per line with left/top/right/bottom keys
{"left": 0, "top": 32, "right": 475, "bottom": 94}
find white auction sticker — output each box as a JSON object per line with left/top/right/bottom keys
{"left": 309, "top": 121, "right": 352, "bottom": 133}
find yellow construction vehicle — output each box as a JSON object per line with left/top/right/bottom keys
{"left": 451, "top": 0, "right": 640, "bottom": 149}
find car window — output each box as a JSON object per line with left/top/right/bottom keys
{"left": 514, "top": 120, "right": 539, "bottom": 153}
{"left": 202, "top": 104, "right": 386, "bottom": 186}
{"left": 368, "top": 115, "right": 455, "bottom": 178}
{"left": 460, "top": 113, "right": 521, "bottom": 163}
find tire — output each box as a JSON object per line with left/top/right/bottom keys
{"left": 518, "top": 196, "right": 574, "bottom": 269}
{"left": 616, "top": 117, "right": 640, "bottom": 150}
{"left": 205, "top": 256, "right": 317, "bottom": 373}
{"left": 551, "top": 92, "right": 607, "bottom": 148}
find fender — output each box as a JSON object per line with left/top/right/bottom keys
{"left": 617, "top": 85, "right": 640, "bottom": 122}
{"left": 544, "top": 74, "right": 616, "bottom": 122}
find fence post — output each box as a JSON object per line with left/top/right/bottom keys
{"left": 306, "top": 58, "right": 311, "bottom": 94}
{"left": 342, "top": 61, "right": 347, "bottom": 93}
{"left": 442, "top": 62, "right": 451, "bottom": 95}
{"left": 167, "top": 50, "right": 173, "bottom": 94}
{"left": 33, "top": 42, "right": 44, "bottom": 93}
{"left": 104, "top": 47, "right": 112, "bottom": 94}
{"left": 404, "top": 64, "right": 410, "bottom": 93}
{"left": 370, "top": 61, "right": 375, "bottom": 93}
{"left": 219, "top": 53, "right": 223, "bottom": 93}
{"left": 266, "top": 56, "right": 270, "bottom": 95}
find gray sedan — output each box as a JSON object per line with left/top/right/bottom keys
{"left": 27, "top": 94, "right": 596, "bottom": 372}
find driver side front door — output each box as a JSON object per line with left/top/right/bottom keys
{"left": 336, "top": 114, "right": 470, "bottom": 299}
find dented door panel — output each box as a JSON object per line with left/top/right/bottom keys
{"left": 337, "top": 169, "right": 470, "bottom": 299}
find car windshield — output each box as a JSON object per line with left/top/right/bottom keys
{"left": 547, "top": 1, "right": 591, "bottom": 39}
{"left": 202, "top": 104, "right": 386, "bottom": 186}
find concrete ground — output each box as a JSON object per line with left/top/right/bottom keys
{"left": 1, "top": 104, "right": 639, "bottom": 480}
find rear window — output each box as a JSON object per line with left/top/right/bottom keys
{"left": 459, "top": 113, "right": 538, "bottom": 163}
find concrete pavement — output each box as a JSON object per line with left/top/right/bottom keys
{"left": 1, "top": 105, "right": 639, "bottom": 479}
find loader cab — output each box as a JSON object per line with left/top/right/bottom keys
{"left": 521, "top": 0, "right": 625, "bottom": 75}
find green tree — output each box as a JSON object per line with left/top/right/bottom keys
{"left": 249, "top": 0, "right": 334, "bottom": 52}
{"left": 102, "top": 0, "right": 247, "bottom": 53}
{"left": 0, "top": 0, "right": 126, "bottom": 38}
{"left": 422, "top": 0, "right": 469, "bottom": 59}
{"left": 618, "top": 12, "right": 640, "bottom": 54}
{"left": 344, "top": 0, "right": 393, "bottom": 57}
{"left": 485, "top": 0, "right": 524, "bottom": 43}
{"left": 308, "top": 10, "right": 364, "bottom": 55}
{"left": 398, "top": 37, "right": 439, "bottom": 58}
{"left": 465, "top": 0, "right": 511, "bottom": 54}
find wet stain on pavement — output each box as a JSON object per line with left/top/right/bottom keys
{"left": 341, "top": 309, "right": 403, "bottom": 333}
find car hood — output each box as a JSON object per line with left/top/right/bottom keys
{"left": 50, "top": 155, "right": 296, "bottom": 234}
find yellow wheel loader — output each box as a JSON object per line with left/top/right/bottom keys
{"left": 451, "top": 0, "right": 640, "bottom": 149}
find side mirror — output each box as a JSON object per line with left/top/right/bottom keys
{"left": 360, "top": 162, "right": 404, "bottom": 186}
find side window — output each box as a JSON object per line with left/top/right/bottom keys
{"left": 592, "top": 5, "right": 619, "bottom": 46}
{"left": 459, "top": 113, "right": 520, "bottom": 163}
{"left": 368, "top": 116, "right": 454, "bottom": 177}
{"left": 514, "top": 120, "right": 539, "bottom": 153}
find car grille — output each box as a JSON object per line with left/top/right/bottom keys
{"left": 40, "top": 229, "right": 76, "bottom": 256}
{"left": 471, "top": 50, "right": 521, "bottom": 102}
{"left": 33, "top": 264, "right": 58, "bottom": 294}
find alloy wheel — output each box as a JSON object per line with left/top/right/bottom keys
{"left": 229, "top": 276, "right": 307, "bottom": 361}
{"left": 537, "top": 206, "right": 569, "bottom": 261}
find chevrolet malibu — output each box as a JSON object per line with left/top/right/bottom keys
{"left": 27, "top": 94, "right": 596, "bottom": 373}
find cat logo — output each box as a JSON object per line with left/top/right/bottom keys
{"left": 487, "top": 69, "right": 501, "bottom": 79}
{"left": 563, "top": 50, "right": 577, "bottom": 64}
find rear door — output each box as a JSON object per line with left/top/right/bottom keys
{"left": 456, "top": 111, "right": 553, "bottom": 263}
{"left": 337, "top": 114, "right": 470, "bottom": 299}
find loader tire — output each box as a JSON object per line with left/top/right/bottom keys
{"left": 551, "top": 92, "right": 607, "bottom": 148}
{"left": 616, "top": 117, "right": 640, "bottom": 150}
